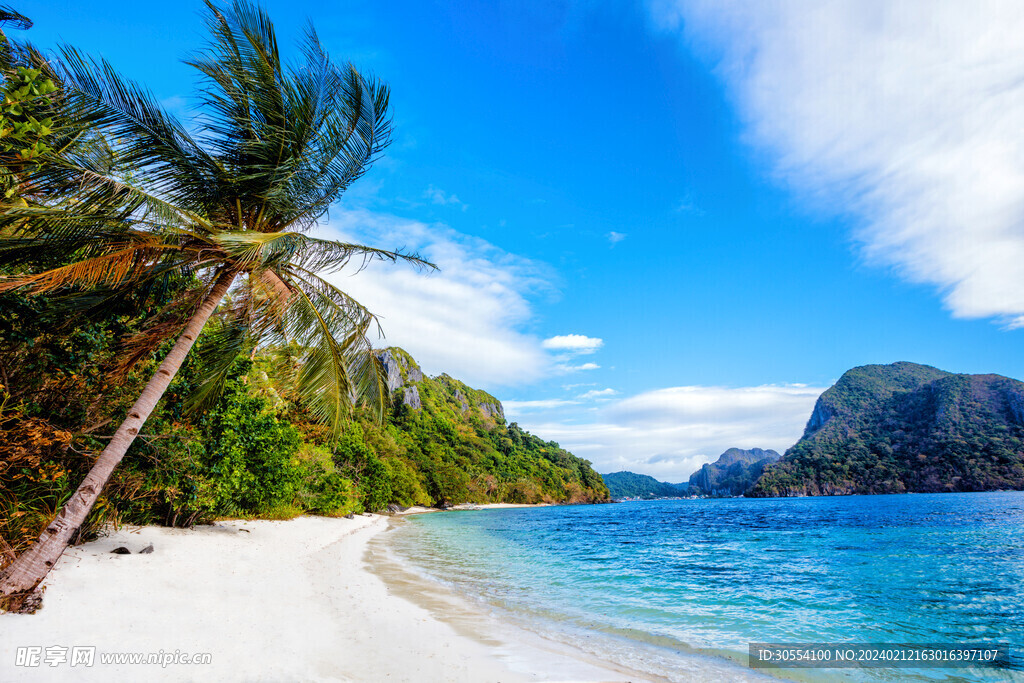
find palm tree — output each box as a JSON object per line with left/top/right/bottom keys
{"left": 0, "top": 0, "right": 428, "bottom": 599}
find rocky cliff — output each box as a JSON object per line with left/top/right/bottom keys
{"left": 687, "top": 448, "right": 780, "bottom": 496}
{"left": 371, "top": 347, "right": 608, "bottom": 504}
{"left": 749, "top": 362, "right": 1024, "bottom": 497}
{"left": 377, "top": 348, "right": 503, "bottom": 419}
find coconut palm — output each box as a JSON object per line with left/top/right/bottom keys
{"left": 0, "top": 0, "right": 428, "bottom": 598}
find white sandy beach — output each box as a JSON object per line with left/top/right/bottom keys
{"left": 0, "top": 513, "right": 651, "bottom": 682}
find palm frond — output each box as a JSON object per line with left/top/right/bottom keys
{"left": 183, "top": 313, "right": 249, "bottom": 412}
{"left": 50, "top": 46, "right": 228, "bottom": 219}
{"left": 209, "top": 230, "right": 434, "bottom": 272}
{"left": 1, "top": 0, "right": 407, "bottom": 432}
{"left": 186, "top": 1, "right": 392, "bottom": 232}
{"left": 0, "top": 241, "right": 181, "bottom": 294}
{"left": 0, "top": 5, "right": 31, "bottom": 31}
{"left": 184, "top": 269, "right": 291, "bottom": 411}
{"left": 251, "top": 268, "right": 387, "bottom": 433}
{"left": 108, "top": 283, "right": 211, "bottom": 378}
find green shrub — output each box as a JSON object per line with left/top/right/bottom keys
{"left": 295, "top": 445, "right": 359, "bottom": 516}
{"left": 384, "top": 457, "right": 431, "bottom": 507}
{"left": 332, "top": 425, "right": 392, "bottom": 512}
{"left": 201, "top": 380, "right": 303, "bottom": 516}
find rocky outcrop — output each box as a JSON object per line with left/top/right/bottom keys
{"left": 479, "top": 402, "right": 504, "bottom": 420}
{"left": 452, "top": 388, "right": 470, "bottom": 413}
{"left": 804, "top": 401, "right": 833, "bottom": 436}
{"left": 402, "top": 386, "right": 421, "bottom": 410}
{"left": 368, "top": 348, "right": 610, "bottom": 505}
{"left": 375, "top": 348, "right": 506, "bottom": 421}
{"left": 688, "top": 448, "right": 780, "bottom": 497}
{"left": 378, "top": 349, "right": 413, "bottom": 392}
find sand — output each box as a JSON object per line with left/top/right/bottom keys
{"left": 0, "top": 514, "right": 651, "bottom": 682}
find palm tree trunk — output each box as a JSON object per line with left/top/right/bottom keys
{"left": 0, "top": 269, "right": 238, "bottom": 599}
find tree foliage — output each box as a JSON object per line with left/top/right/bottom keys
{"left": 602, "top": 471, "right": 686, "bottom": 500}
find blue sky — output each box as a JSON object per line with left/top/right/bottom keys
{"left": 16, "top": 1, "right": 1024, "bottom": 480}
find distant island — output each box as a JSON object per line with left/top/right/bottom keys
{"left": 750, "top": 362, "right": 1024, "bottom": 496}
{"left": 608, "top": 362, "right": 1024, "bottom": 500}
{"left": 689, "top": 448, "right": 780, "bottom": 496}
{"left": 601, "top": 471, "right": 688, "bottom": 499}
{"left": 604, "top": 447, "right": 779, "bottom": 500}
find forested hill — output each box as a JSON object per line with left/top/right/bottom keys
{"left": 371, "top": 347, "right": 610, "bottom": 506}
{"left": 749, "top": 362, "right": 1024, "bottom": 497}
{"left": 602, "top": 471, "right": 687, "bottom": 499}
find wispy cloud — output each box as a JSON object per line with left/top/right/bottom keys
{"left": 160, "top": 95, "right": 188, "bottom": 115}
{"left": 674, "top": 193, "right": 703, "bottom": 215}
{"left": 607, "top": 231, "right": 627, "bottom": 245}
{"left": 556, "top": 362, "right": 601, "bottom": 373}
{"left": 542, "top": 334, "right": 604, "bottom": 355}
{"left": 314, "top": 210, "right": 550, "bottom": 387}
{"left": 503, "top": 399, "right": 579, "bottom": 416}
{"left": 650, "top": 0, "right": 1024, "bottom": 326}
{"left": 518, "top": 383, "right": 826, "bottom": 480}
{"left": 423, "top": 185, "right": 468, "bottom": 211}
{"left": 577, "top": 388, "right": 617, "bottom": 400}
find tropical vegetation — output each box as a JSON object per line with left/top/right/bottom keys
{"left": 601, "top": 471, "right": 687, "bottom": 500}
{"left": 0, "top": 1, "right": 607, "bottom": 608}
{"left": 0, "top": 0, "right": 421, "bottom": 599}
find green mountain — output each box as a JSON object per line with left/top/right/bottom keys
{"left": 374, "top": 348, "right": 610, "bottom": 505}
{"left": 749, "top": 362, "right": 1024, "bottom": 497}
{"left": 688, "top": 448, "right": 780, "bottom": 496}
{"left": 601, "top": 471, "right": 687, "bottom": 499}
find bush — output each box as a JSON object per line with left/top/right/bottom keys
{"left": 384, "top": 457, "right": 431, "bottom": 507}
{"left": 294, "top": 445, "right": 359, "bottom": 516}
{"left": 331, "top": 425, "right": 393, "bottom": 512}
{"left": 201, "top": 380, "right": 303, "bottom": 516}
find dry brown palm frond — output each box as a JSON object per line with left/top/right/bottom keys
{"left": 0, "top": 244, "right": 178, "bottom": 294}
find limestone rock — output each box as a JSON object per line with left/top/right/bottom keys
{"left": 688, "top": 448, "right": 780, "bottom": 497}
{"left": 377, "top": 349, "right": 405, "bottom": 392}
{"left": 402, "top": 386, "right": 421, "bottom": 410}
{"left": 479, "top": 402, "right": 504, "bottom": 420}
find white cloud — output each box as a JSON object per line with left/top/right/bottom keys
{"left": 313, "top": 209, "right": 550, "bottom": 387}
{"left": 517, "top": 383, "right": 826, "bottom": 481}
{"left": 650, "top": 0, "right": 1024, "bottom": 326}
{"left": 503, "top": 399, "right": 580, "bottom": 417}
{"left": 423, "top": 185, "right": 468, "bottom": 211}
{"left": 577, "top": 388, "right": 617, "bottom": 400}
{"left": 607, "top": 231, "right": 627, "bottom": 245}
{"left": 541, "top": 334, "right": 604, "bottom": 355}
{"left": 556, "top": 362, "right": 601, "bottom": 372}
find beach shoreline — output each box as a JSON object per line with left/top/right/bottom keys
{"left": 0, "top": 513, "right": 648, "bottom": 682}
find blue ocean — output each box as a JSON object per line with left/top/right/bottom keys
{"left": 385, "top": 493, "right": 1024, "bottom": 682}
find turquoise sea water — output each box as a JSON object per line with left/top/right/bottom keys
{"left": 386, "top": 493, "right": 1024, "bottom": 682}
